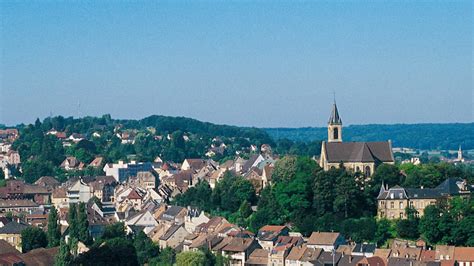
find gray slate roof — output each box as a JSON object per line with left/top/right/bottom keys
{"left": 324, "top": 141, "right": 394, "bottom": 163}
{"left": 0, "top": 221, "right": 29, "bottom": 234}
{"left": 329, "top": 103, "right": 342, "bottom": 124}
{"left": 378, "top": 178, "right": 471, "bottom": 200}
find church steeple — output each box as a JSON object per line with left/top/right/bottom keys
{"left": 457, "top": 145, "right": 463, "bottom": 161}
{"left": 328, "top": 101, "right": 342, "bottom": 142}
{"left": 329, "top": 102, "right": 342, "bottom": 125}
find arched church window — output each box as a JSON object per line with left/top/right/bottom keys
{"left": 365, "top": 166, "right": 371, "bottom": 177}
{"left": 333, "top": 127, "right": 339, "bottom": 140}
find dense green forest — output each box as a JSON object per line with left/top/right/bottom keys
{"left": 265, "top": 123, "right": 474, "bottom": 150}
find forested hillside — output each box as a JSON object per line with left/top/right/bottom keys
{"left": 265, "top": 123, "right": 474, "bottom": 150}
{"left": 9, "top": 115, "right": 318, "bottom": 183}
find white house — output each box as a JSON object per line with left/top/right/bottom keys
{"left": 125, "top": 210, "right": 158, "bottom": 235}
{"left": 67, "top": 179, "right": 93, "bottom": 204}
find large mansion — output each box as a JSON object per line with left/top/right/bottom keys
{"left": 377, "top": 178, "right": 472, "bottom": 220}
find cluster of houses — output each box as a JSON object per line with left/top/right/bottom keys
{"left": 0, "top": 129, "right": 20, "bottom": 179}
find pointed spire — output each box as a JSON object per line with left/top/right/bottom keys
{"left": 377, "top": 181, "right": 387, "bottom": 198}
{"left": 328, "top": 102, "right": 342, "bottom": 124}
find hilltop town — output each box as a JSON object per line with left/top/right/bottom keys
{"left": 0, "top": 104, "right": 473, "bottom": 266}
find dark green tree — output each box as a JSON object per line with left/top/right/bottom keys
{"left": 419, "top": 205, "right": 442, "bottom": 244}
{"left": 374, "top": 219, "right": 394, "bottom": 247}
{"left": 396, "top": 207, "right": 420, "bottom": 239}
{"left": 149, "top": 247, "right": 176, "bottom": 266}
{"left": 21, "top": 227, "right": 48, "bottom": 253}
{"left": 54, "top": 239, "right": 72, "bottom": 266}
{"left": 47, "top": 205, "right": 61, "bottom": 247}
{"left": 71, "top": 237, "right": 138, "bottom": 266}
{"left": 101, "top": 222, "right": 126, "bottom": 240}
{"left": 133, "top": 231, "right": 159, "bottom": 265}
{"left": 68, "top": 204, "right": 79, "bottom": 240}
{"left": 77, "top": 202, "right": 91, "bottom": 245}
{"left": 333, "top": 171, "right": 362, "bottom": 218}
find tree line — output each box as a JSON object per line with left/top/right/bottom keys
{"left": 265, "top": 123, "right": 474, "bottom": 150}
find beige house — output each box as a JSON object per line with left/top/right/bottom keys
{"left": 158, "top": 224, "right": 189, "bottom": 249}
{"left": 0, "top": 221, "right": 29, "bottom": 252}
{"left": 377, "top": 178, "right": 472, "bottom": 220}
{"left": 319, "top": 102, "right": 394, "bottom": 177}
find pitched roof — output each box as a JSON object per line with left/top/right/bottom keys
{"left": 329, "top": 103, "right": 342, "bottom": 124}
{"left": 34, "top": 176, "right": 60, "bottom": 187}
{"left": 337, "top": 255, "right": 365, "bottom": 266}
{"left": 184, "top": 159, "right": 207, "bottom": 170}
{"left": 257, "top": 225, "right": 288, "bottom": 241}
{"left": 324, "top": 142, "right": 394, "bottom": 163}
{"left": 375, "top": 248, "right": 392, "bottom": 259}
{"left": 420, "top": 250, "right": 437, "bottom": 262}
{"left": 219, "top": 237, "right": 256, "bottom": 252}
{"left": 160, "top": 205, "right": 186, "bottom": 221}
{"left": 127, "top": 189, "right": 143, "bottom": 200}
{"left": 316, "top": 251, "right": 342, "bottom": 265}
{"left": 453, "top": 247, "right": 474, "bottom": 261}
{"left": 0, "top": 199, "right": 39, "bottom": 208}
{"left": 391, "top": 247, "right": 422, "bottom": 260}
{"left": 286, "top": 245, "right": 322, "bottom": 262}
{"left": 0, "top": 253, "right": 23, "bottom": 265}
{"left": 405, "top": 188, "right": 442, "bottom": 199}
{"left": 246, "top": 248, "right": 269, "bottom": 265}
{"left": 307, "top": 232, "right": 342, "bottom": 246}
{"left": 89, "top": 157, "right": 104, "bottom": 167}
{"left": 19, "top": 247, "right": 59, "bottom": 266}
{"left": 0, "top": 221, "right": 29, "bottom": 234}
{"left": 353, "top": 243, "right": 376, "bottom": 254}
{"left": 0, "top": 240, "right": 20, "bottom": 255}
{"left": 159, "top": 224, "right": 184, "bottom": 241}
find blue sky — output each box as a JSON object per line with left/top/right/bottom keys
{"left": 1, "top": 1, "right": 472, "bottom": 127}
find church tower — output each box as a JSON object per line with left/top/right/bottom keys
{"left": 328, "top": 102, "right": 342, "bottom": 142}
{"left": 457, "top": 145, "right": 463, "bottom": 161}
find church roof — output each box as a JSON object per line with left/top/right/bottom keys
{"left": 328, "top": 103, "right": 342, "bottom": 124}
{"left": 324, "top": 141, "right": 394, "bottom": 163}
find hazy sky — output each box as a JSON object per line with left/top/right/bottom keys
{"left": 1, "top": 1, "right": 472, "bottom": 127}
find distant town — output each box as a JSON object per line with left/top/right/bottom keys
{"left": 0, "top": 103, "right": 472, "bottom": 266}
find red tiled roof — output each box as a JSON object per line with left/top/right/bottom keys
{"left": 454, "top": 247, "right": 474, "bottom": 261}
{"left": 259, "top": 225, "right": 286, "bottom": 232}
{"left": 127, "top": 189, "right": 142, "bottom": 200}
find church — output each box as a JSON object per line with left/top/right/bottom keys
{"left": 319, "top": 102, "right": 395, "bottom": 177}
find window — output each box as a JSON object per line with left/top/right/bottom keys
{"left": 399, "top": 202, "right": 404, "bottom": 209}
{"left": 390, "top": 202, "right": 394, "bottom": 209}
{"left": 365, "top": 166, "right": 371, "bottom": 177}
{"left": 333, "top": 127, "right": 339, "bottom": 140}
{"left": 400, "top": 212, "right": 404, "bottom": 218}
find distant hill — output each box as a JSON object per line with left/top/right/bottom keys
{"left": 264, "top": 123, "right": 474, "bottom": 150}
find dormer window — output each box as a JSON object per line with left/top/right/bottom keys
{"left": 390, "top": 193, "right": 394, "bottom": 199}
